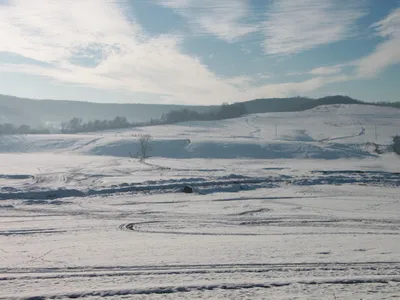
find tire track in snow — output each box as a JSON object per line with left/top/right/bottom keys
{"left": 2, "top": 261, "right": 399, "bottom": 274}
{"left": 5, "top": 275, "right": 400, "bottom": 299}
{"left": 4, "top": 263, "right": 398, "bottom": 281}
{"left": 119, "top": 221, "right": 400, "bottom": 237}
{"left": 2, "top": 263, "right": 399, "bottom": 299}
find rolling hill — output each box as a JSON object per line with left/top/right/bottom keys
{"left": 0, "top": 93, "right": 399, "bottom": 126}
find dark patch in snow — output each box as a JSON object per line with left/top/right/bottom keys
{"left": 1, "top": 168, "right": 398, "bottom": 201}
{"left": 0, "top": 174, "right": 33, "bottom": 180}
{"left": 0, "top": 228, "right": 66, "bottom": 236}
{"left": 182, "top": 185, "right": 194, "bottom": 193}
{"left": 23, "top": 199, "right": 71, "bottom": 205}
{"left": 235, "top": 208, "right": 271, "bottom": 216}
{"left": 0, "top": 204, "right": 14, "bottom": 209}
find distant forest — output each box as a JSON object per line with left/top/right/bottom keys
{"left": 60, "top": 103, "right": 247, "bottom": 133}
{"left": 1, "top": 95, "right": 399, "bottom": 135}
{"left": 0, "top": 123, "right": 50, "bottom": 135}
{"left": 243, "top": 95, "right": 400, "bottom": 113}
{"left": 38, "top": 96, "right": 400, "bottom": 134}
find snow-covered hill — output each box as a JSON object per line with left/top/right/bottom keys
{"left": 0, "top": 104, "right": 399, "bottom": 300}
{"left": 1, "top": 104, "right": 398, "bottom": 160}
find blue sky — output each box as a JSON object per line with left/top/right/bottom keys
{"left": 0, "top": 0, "right": 399, "bottom": 104}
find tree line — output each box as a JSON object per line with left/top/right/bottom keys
{"left": 60, "top": 103, "right": 247, "bottom": 133}
{"left": 0, "top": 123, "right": 50, "bottom": 135}
{"left": 0, "top": 103, "right": 248, "bottom": 134}
{"left": 61, "top": 116, "right": 132, "bottom": 133}
{"left": 161, "top": 102, "right": 247, "bottom": 123}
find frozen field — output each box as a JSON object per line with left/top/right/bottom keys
{"left": 0, "top": 104, "right": 399, "bottom": 299}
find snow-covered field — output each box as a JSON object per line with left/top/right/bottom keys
{"left": 0, "top": 104, "right": 399, "bottom": 299}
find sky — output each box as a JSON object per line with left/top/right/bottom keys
{"left": 0, "top": 0, "right": 399, "bottom": 105}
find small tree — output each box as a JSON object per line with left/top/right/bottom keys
{"left": 393, "top": 135, "right": 400, "bottom": 155}
{"left": 139, "top": 134, "right": 152, "bottom": 162}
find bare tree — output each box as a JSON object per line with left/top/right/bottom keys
{"left": 139, "top": 134, "right": 152, "bottom": 162}
{"left": 393, "top": 135, "right": 400, "bottom": 156}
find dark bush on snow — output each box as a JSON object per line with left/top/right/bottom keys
{"left": 393, "top": 135, "right": 400, "bottom": 155}
{"left": 183, "top": 185, "right": 194, "bottom": 193}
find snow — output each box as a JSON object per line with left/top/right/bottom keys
{"left": 1, "top": 104, "right": 399, "bottom": 160}
{"left": 0, "top": 104, "right": 399, "bottom": 299}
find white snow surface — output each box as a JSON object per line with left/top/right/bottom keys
{"left": 0, "top": 104, "right": 399, "bottom": 160}
{"left": 0, "top": 104, "right": 399, "bottom": 299}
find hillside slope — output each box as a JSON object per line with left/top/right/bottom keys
{"left": 0, "top": 94, "right": 214, "bottom": 126}
{"left": 1, "top": 93, "right": 399, "bottom": 126}
{"left": 1, "top": 104, "right": 398, "bottom": 160}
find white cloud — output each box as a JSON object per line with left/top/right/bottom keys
{"left": 262, "top": 0, "right": 367, "bottom": 55}
{"left": 0, "top": 0, "right": 139, "bottom": 64}
{"left": 310, "top": 65, "right": 344, "bottom": 76}
{"left": 356, "top": 8, "right": 400, "bottom": 78}
{"left": 0, "top": 0, "right": 243, "bottom": 104}
{"left": 257, "top": 73, "right": 272, "bottom": 80}
{"left": 246, "top": 75, "right": 350, "bottom": 99}
{"left": 285, "top": 7, "right": 400, "bottom": 82}
{"left": 155, "top": 0, "right": 258, "bottom": 42}
{"left": 287, "top": 62, "right": 354, "bottom": 77}
{"left": 0, "top": 0, "right": 361, "bottom": 104}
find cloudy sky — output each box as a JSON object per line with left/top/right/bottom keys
{"left": 0, "top": 0, "right": 399, "bottom": 104}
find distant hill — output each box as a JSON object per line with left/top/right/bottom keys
{"left": 243, "top": 95, "right": 364, "bottom": 114}
{"left": 0, "top": 94, "right": 215, "bottom": 126}
{"left": 0, "top": 93, "right": 398, "bottom": 126}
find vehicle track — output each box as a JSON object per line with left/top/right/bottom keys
{"left": 2, "top": 262, "right": 399, "bottom": 299}
{"left": 118, "top": 220, "right": 400, "bottom": 236}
